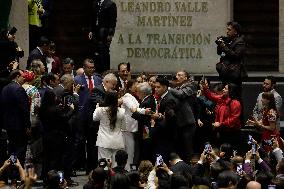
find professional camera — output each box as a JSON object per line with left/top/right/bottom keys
{"left": 215, "top": 36, "right": 229, "bottom": 46}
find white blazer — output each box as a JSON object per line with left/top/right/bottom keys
{"left": 121, "top": 93, "right": 139, "bottom": 132}
{"left": 93, "top": 107, "right": 126, "bottom": 149}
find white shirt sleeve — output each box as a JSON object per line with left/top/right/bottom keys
{"left": 146, "top": 169, "right": 157, "bottom": 189}
{"left": 93, "top": 107, "right": 102, "bottom": 121}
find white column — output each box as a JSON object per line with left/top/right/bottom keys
{"left": 9, "top": 0, "right": 29, "bottom": 69}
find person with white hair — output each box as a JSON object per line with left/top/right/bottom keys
{"left": 131, "top": 82, "right": 157, "bottom": 163}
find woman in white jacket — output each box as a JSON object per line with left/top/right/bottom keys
{"left": 93, "top": 91, "right": 126, "bottom": 167}
{"left": 121, "top": 79, "right": 139, "bottom": 170}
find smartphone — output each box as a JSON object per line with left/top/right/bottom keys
{"left": 248, "top": 135, "right": 253, "bottom": 145}
{"left": 130, "top": 164, "right": 137, "bottom": 171}
{"left": 251, "top": 144, "right": 256, "bottom": 155}
{"left": 204, "top": 142, "right": 212, "bottom": 154}
{"left": 58, "top": 171, "right": 64, "bottom": 183}
{"left": 156, "top": 154, "right": 163, "bottom": 166}
{"left": 9, "top": 154, "right": 17, "bottom": 165}
{"left": 267, "top": 185, "right": 276, "bottom": 189}
{"left": 236, "top": 164, "right": 243, "bottom": 175}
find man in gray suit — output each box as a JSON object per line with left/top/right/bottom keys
{"left": 253, "top": 76, "right": 282, "bottom": 129}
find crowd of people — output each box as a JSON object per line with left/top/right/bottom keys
{"left": 0, "top": 1, "right": 284, "bottom": 188}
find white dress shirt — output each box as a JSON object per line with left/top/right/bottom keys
{"left": 121, "top": 93, "right": 139, "bottom": 132}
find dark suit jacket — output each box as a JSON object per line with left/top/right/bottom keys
{"left": 1, "top": 81, "right": 31, "bottom": 131}
{"left": 217, "top": 35, "right": 246, "bottom": 66}
{"left": 74, "top": 73, "right": 102, "bottom": 111}
{"left": 53, "top": 84, "right": 65, "bottom": 98}
{"left": 170, "top": 160, "right": 192, "bottom": 174}
{"left": 81, "top": 84, "right": 106, "bottom": 127}
{"left": 152, "top": 91, "right": 179, "bottom": 145}
{"left": 90, "top": 0, "right": 117, "bottom": 42}
{"left": 170, "top": 81, "right": 197, "bottom": 127}
{"left": 132, "top": 95, "right": 156, "bottom": 135}
{"left": 27, "top": 47, "right": 46, "bottom": 69}
{"left": 0, "top": 40, "right": 16, "bottom": 77}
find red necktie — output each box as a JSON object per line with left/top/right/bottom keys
{"left": 88, "top": 77, "right": 94, "bottom": 92}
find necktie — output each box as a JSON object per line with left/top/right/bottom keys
{"left": 88, "top": 77, "right": 94, "bottom": 92}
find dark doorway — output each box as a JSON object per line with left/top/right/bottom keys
{"left": 48, "top": 0, "right": 92, "bottom": 68}
{"left": 234, "top": 0, "right": 279, "bottom": 71}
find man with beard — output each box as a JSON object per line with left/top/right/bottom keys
{"left": 253, "top": 76, "right": 282, "bottom": 129}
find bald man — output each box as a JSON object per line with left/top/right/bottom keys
{"left": 246, "top": 181, "right": 261, "bottom": 189}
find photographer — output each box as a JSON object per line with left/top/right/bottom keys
{"left": 215, "top": 21, "right": 247, "bottom": 90}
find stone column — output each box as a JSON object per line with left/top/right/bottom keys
{"left": 280, "top": 0, "right": 284, "bottom": 73}
{"left": 9, "top": 0, "right": 29, "bottom": 69}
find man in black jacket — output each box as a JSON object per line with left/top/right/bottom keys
{"left": 169, "top": 153, "right": 192, "bottom": 174}
{"left": 27, "top": 36, "right": 50, "bottom": 70}
{"left": 151, "top": 77, "right": 179, "bottom": 163}
{"left": 216, "top": 21, "right": 247, "bottom": 87}
{"left": 1, "top": 70, "right": 31, "bottom": 165}
{"left": 88, "top": 0, "right": 117, "bottom": 73}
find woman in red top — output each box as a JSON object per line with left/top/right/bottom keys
{"left": 201, "top": 82, "right": 242, "bottom": 148}
{"left": 247, "top": 92, "right": 281, "bottom": 151}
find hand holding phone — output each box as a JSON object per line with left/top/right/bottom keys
{"left": 9, "top": 154, "right": 17, "bottom": 165}
{"left": 58, "top": 171, "right": 64, "bottom": 183}
{"left": 156, "top": 155, "right": 164, "bottom": 166}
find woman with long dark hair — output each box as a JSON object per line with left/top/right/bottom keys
{"left": 93, "top": 91, "right": 126, "bottom": 167}
{"left": 200, "top": 82, "right": 242, "bottom": 149}
{"left": 247, "top": 92, "right": 282, "bottom": 151}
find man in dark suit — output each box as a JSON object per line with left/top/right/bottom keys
{"left": 116, "top": 62, "right": 130, "bottom": 91}
{"left": 27, "top": 36, "right": 50, "bottom": 70}
{"left": 74, "top": 59, "right": 102, "bottom": 112}
{"left": 1, "top": 70, "right": 31, "bottom": 164}
{"left": 88, "top": 0, "right": 117, "bottom": 73}
{"left": 131, "top": 82, "right": 156, "bottom": 163}
{"left": 169, "top": 153, "right": 192, "bottom": 174}
{"left": 151, "top": 77, "right": 179, "bottom": 163}
{"left": 73, "top": 58, "right": 102, "bottom": 170}
{"left": 83, "top": 73, "right": 117, "bottom": 173}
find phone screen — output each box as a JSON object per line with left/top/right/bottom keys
{"left": 267, "top": 185, "right": 276, "bottom": 189}
{"left": 236, "top": 164, "right": 243, "bottom": 175}
{"left": 130, "top": 164, "right": 137, "bottom": 171}
{"left": 156, "top": 155, "right": 163, "bottom": 166}
{"left": 204, "top": 142, "right": 212, "bottom": 153}
{"left": 9, "top": 154, "right": 17, "bottom": 165}
{"left": 58, "top": 171, "right": 64, "bottom": 183}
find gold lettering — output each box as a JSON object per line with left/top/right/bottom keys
{"left": 153, "top": 16, "right": 160, "bottom": 26}
{"left": 137, "top": 16, "right": 145, "bottom": 26}
{"left": 127, "top": 48, "right": 134, "bottom": 57}
{"left": 117, "top": 34, "right": 124, "bottom": 44}
{"left": 202, "top": 2, "right": 208, "bottom": 13}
